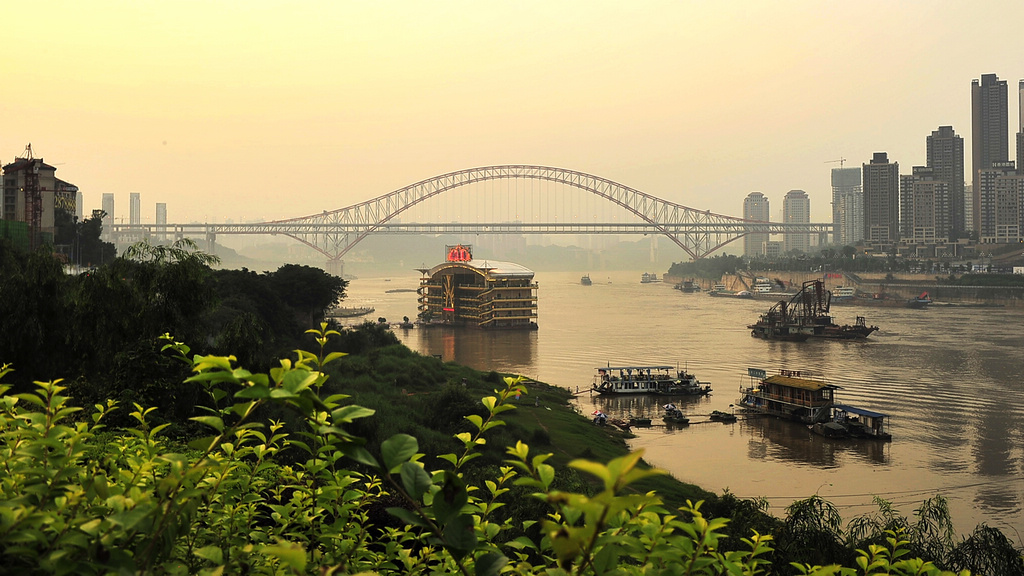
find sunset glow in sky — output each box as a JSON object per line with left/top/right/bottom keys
{"left": 4, "top": 1, "right": 1023, "bottom": 224}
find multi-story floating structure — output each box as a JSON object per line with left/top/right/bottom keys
{"left": 417, "top": 244, "right": 538, "bottom": 329}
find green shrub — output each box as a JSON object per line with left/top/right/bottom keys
{"left": 0, "top": 328, "right": 989, "bottom": 575}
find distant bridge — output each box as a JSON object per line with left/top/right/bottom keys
{"left": 110, "top": 165, "right": 832, "bottom": 268}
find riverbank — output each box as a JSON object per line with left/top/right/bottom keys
{"left": 665, "top": 271, "right": 1024, "bottom": 307}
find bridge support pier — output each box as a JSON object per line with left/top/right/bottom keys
{"left": 326, "top": 259, "right": 344, "bottom": 278}
{"left": 205, "top": 232, "right": 217, "bottom": 255}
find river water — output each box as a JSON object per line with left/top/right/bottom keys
{"left": 342, "top": 270, "right": 1024, "bottom": 539}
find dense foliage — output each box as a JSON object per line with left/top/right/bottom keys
{"left": 1, "top": 332, "right": 1006, "bottom": 575}
{"left": 0, "top": 239, "right": 347, "bottom": 428}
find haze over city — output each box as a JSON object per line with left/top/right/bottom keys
{"left": 4, "top": 1, "right": 1023, "bottom": 225}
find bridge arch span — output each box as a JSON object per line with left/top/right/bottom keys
{"left": 269, "top": 165, "right": 749, "bottom": 261}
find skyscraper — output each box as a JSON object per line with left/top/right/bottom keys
{"left": 863, "top": 152, "right": 900, "bottom": 243}
{"left": 782, "top": 189, "right": 810, "bottom": 254}
{"left": 831, "top": 167, "right": 862, "bottom": 245}
{"left": 130, "top": 192, "right": 141, "bottom": 226}
{"left": 743, "top": 192, "right": 769, "bottom": 257}
{"left": 972, "top": 74, "right": 1009, "bottom": 233}
{"left": 101, "top": 193, "right": 115, "bottom": 239}
{"left": 926, "top": 126, "right": 965, "bottom": 238}
{"left": 1017, "top": 80, "right": 1024, "bottom": 178}
{"left": 156, "top": 203, "right": 167, "bottom": 241}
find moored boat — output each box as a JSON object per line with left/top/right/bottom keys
{"left": 739, "top": 368, "right": 893, "bottom": 440}
{"left": 709, "top": 410, "right": 737, "bottom": 423}
{"left": 592, "top": 365, "right": 712, "bottom": 396}
{"left": 662, "top": 403, "right": 690, "bottom": 425}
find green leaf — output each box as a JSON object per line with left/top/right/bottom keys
{"left": 442, "top": 514, "right": 477, "bottom": 560}
{"left": 261, "top": 542, "right": 306, "bottom": 572}
{"left": 381, "top": 434, "right": 419, "bottom": 473}
{"left": 569, "top": 459, "right": 612, "bottom": 490}
{"left": 331, "top": 405, "right": 376, "bottom": 422}
{"left": 386, "top": 506, "right": 428, "bottom": 528}
{"left": 400, "top": 461, "right": 433, "bottom": 500}
{"left": 340, "top": 444, "right": 379, "bottom": 468}
{"left": 323, "top": 351, "right": 348, "bottom": 365}
{"left": 432, "top": 470, "right": 468, "bottom": 525}
{"left": 194, "top": 546, "right": 224, "bottom": 565}
{"left": 190, "top": 416, "right": 225, "bottom": 433}
{"left": 474, "top": 551, "right": 508, "bottom": 576}
{"left": 188, "top": 435, "right": 218, "bottom": 451}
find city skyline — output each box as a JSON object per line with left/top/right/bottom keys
{"left": 3, "top": 1, "right": 1024, "bottom": 226}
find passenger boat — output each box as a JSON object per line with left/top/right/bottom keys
{"left": 739, "top": 368, "right": 893, "bottom": 440}
{"left": 640, "top": 272, "right": 661, "bottom": 283}
{"left": 580, "top": 274, "right": 592, "bottom": 286}
{"left": 831, "top": 286, "right": 856, "bottom": 301}
{"left": 592, "top": 365, "right": 711, "bottom": 396}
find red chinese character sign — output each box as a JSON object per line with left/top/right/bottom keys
{"left": 445, "top": 244, "right": 473, "bottom": 262}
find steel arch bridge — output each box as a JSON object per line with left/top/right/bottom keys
{"left": 111, "top": 164, "right": 832, "bottom": 263}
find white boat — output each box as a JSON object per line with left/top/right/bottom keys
{"left": 592, "top": 365, "right": 711, "bottom": 396}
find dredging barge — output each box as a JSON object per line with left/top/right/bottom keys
{"left": 748, "top": 280, "right": 878, "bottom": 341}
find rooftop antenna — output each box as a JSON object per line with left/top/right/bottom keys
{"left": 19, "top": 143, "right": 34, "bottom": 160}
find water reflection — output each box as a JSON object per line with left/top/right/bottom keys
{"left": 741, "top": 416, "right": 889, "bottom": 467}
{"left": 409, "top": 327, "right": 537, "bottom": 374}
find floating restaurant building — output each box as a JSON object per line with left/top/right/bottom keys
{"left": 417, "top": 244, "right": 538, "bottom": 329}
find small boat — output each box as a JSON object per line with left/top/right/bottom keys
{"left": 662, "top": 404, "right": 690, "bottom": 425}
{"left": 676, "top": 279, "right": 700, "bottom": 293}
{"left": 580, "top": 274, "right": 593, "bottom": 286}
{"left": 810, "top": 421, "right": 849, "bottom": 438}
{"left": 709, "top": 410, "right": 737, "bottom": 423}
{"left": 629, "top": 415, "right": 653, "bottom": 427}
{"left": 328, "top": 306, "right": 375, "bottom": 318}
{"left": 907, "top": 292, "right": 932, "bottom": 308}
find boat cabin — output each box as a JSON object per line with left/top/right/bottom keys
{"left": 738, "top": 368, "right": 837, "bottom": 423}
{"left": 831, "top": 404, "right": 892, "bottom": 440}
{"left": 593, "top": 366, "right": 675, "bottom": 395}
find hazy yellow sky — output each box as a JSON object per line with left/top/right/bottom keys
{"left": 4, "top": 0, "right": 1023, "bottom": 224}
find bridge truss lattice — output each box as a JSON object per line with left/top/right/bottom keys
{"left": 112, "top": 165, "right": 832, "bottom": 263}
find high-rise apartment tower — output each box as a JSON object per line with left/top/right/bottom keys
{"left": 743, "top": 192, "right": 770, "bottom": 257}
{"left": 926, "top": 126, "right": 964, "bottom": 238}
{"left": 782, "top": 190, "right": 810, "bottom": 254}
{"left": 129, "top": 192, "right": 141, "bottom": 226}
{"left": 831, "top": 167, "right": 862, "bottom": 245}
{"left": 863, "top": 152, "right": 900, "bottom": 243}
{"left": 972, "top": 74, "right": 1009, "bottom": 233}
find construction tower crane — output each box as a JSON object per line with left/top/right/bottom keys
{"left": 824, "top": 157, "right": 847, "bottom": 169}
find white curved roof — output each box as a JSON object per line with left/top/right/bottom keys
{"left": 423, "top": 259, "right": 534, "bottom": 278}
